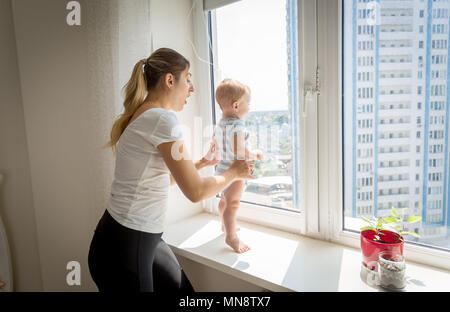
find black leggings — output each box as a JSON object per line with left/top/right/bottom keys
{"left": 88, "top": 209, "right": 194, "bottom": 292}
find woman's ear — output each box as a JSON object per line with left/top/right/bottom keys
{"left": 164, "top": 73, "right": 174, "bottom": 89}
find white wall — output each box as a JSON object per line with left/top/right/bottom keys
{"left": 11, "top": 0, "right": 97, "bottom": 291}
{"left": 0, "top": 0, "right": 43, "bottom": 291}
{"left": 7, "top": 0, "right": 203, "bottom": 291}
{"left": 2, "top": 0, "right": 260, "bottom": 292}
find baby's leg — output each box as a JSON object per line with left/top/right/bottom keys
{"left": 218, "top": 194, "right": 240, "bottom": 233}
{"left": 223, "top": 181, "right": 250, "bottom": 253}
{"left": 218, "top": 194, "right": 227, "bottom": 232}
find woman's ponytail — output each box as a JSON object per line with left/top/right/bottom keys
{"left": 103, "top": 48, "right": 190, "bottom": 154}
{"left": 103, "top": 59, "right": 147, "bottom": 154}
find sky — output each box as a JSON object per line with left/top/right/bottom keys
{"left": 215, "top": 0, "right": 290, "bottom": 112}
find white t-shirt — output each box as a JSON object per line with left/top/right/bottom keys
{"left": 107, "top": 108, "right": 183, "bottom": 233}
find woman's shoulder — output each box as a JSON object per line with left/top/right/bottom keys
{"left": 137, "top": 108, "right": 178, "bottom": 124}
{"left": 126, "top": 108, "right": 179, "bottom": 138}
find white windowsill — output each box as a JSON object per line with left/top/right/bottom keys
{"left": 163, "top": 213, "right": 450, "bottom": 292}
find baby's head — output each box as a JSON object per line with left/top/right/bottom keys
{"left": 215, "top": 79, "right": 251, "bottom": 119}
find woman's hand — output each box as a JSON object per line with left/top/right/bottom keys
{"left": 159, "top": 141, "right": 253, "bottom": 203}
{"left": 200, "top": 139, "right": 220, "bottom": 167}
{"left": 229, "top": 160, "right": 256, "bottom": 180}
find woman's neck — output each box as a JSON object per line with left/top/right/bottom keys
{"left": 143, "top": 92, "right": 173, "bottom": 110}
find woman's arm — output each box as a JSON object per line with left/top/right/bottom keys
{"left": 169, "top": 140, "right": 219, "bottom": 186}
{"left": 158, "top": 141, "right": 254, "bottom": 203}
{"left": 169, "top": 158, "right": 209, "bottom": 186}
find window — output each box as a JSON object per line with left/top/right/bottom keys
{"left": 201, "top": 0, "right": 450, "bottom": 269}
{"left": 343, "top": 0, "right": 450, "bottom": 252}
{"left": 211, "top": 0, "right": 299, "bottom": 213}
{"left": 204, "top": 0, "right": 313, "bottom": 236}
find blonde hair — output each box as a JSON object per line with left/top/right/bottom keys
{"left": 103, "top": 48, "right": 190, "bottom": 154}
{"left": 215, "top": 79, "right": 250, "bottom": 109}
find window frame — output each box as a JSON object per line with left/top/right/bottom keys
{"left": 320, "top": 0, "right": 450, "bottom": 270}
{"left": 199, "top": 0, "right": 324, "bottom": 236}
{"left": 195, "top": 0, "right": 450, "bottom": 270}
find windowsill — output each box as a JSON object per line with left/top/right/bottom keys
{"left": 163, "top": 213, "right": 450, "bottom": 292}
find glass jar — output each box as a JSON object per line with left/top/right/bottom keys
{"left": 378, "top": 251, "right": 406, "bottom": 290}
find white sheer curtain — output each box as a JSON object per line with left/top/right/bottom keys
{"left": 84, "top": 0, "right": 152, "bottom": 228}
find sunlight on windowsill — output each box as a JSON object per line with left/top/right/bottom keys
{"left": 163, "top": 213, "right": 450, "bottom": 292}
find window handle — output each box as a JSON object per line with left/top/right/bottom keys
{"left": 302, "top": 67, "right": 320, "bottom": 117}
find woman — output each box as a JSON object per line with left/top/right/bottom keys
{"left": 88, "top": 48, "right": 255, "bottom": 292}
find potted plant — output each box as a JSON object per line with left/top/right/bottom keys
{"left": 360, "top": 207, "right": 421, "bottom": 271}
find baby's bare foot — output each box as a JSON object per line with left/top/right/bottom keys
{"left": 225, "top": 235, "right": 250, "bottom": 253}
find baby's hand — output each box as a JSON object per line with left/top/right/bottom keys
{"left": 255, "top": 150, "right": 264, "bottom": 161}
{"left": 249, "top": 149, "right": 263, "bottom": 161}
{"left": 203, "top": 139, "right": 221, "bottom": 166}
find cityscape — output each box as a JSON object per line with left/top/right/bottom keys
{"left": 344, "top": 0, "right": 450, "bottom": 249}
{"left": 240, "top": 111, "right": 294, "bottom": 210}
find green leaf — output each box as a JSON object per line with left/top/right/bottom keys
{"left": 407, "top": 216, "right": 422, "bottom": 224}
{"left": 391, "top": 207, "right": 399, "bottom": 218}
{"left": 394, "top": 225, "right": 401, "bottom": 231}
{"left": 360, "top": 226, "right": 374, "bottom": 232}
{"left": 361, "top": 216, "right": 372, "bottom": 224}
{"left": 384, "top": 217, "right": 397, "bottom": 223}
{"left": 376, "top": 218, "right": 383, "bottom": 229}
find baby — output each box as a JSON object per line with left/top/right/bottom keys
{"left": 213, "top": 79, "right": 263, "bottom": 253}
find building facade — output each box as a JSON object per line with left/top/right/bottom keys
{"left": 345, "top": 0, "right": 450, "bottom": 246}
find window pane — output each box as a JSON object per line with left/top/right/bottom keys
{"left": 344, "top": 0, "right": 450, "bottom": 250}
{"left": 213, "top": 0, "right": 300, "bottom": 211}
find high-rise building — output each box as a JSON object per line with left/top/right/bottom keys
{"left": 345, "top": 0, "right": 450, "bottom": 246}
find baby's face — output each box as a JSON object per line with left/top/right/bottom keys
{"left": 237, "top": 92, "right": 251, "bottom": 119}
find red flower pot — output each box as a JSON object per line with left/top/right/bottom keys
{"left": 361, "top": 229, "right": 404, "bottom": 271}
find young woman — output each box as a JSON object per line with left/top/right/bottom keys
{"left": 88, "top": 48, "right": 255, "bottom": 292}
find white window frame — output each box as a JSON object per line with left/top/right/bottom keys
{"left": 194, "top": 0, "right": 323, "bottom": 236}
{"left": 194, "top": 0, "right": 450, "bottom": 271}
{"left": 319, "top": 0, "right": 450, "bottom": 270}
